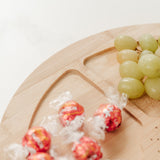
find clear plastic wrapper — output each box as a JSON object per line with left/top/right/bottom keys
{"left": 4, "top": 144, "right": 29, "bottom": 160}
{"left": 40, "top": 115, "right": 61, "bottom": 136}
{"left": 105, "top": 87, "right": 128, "bottom": 110}
{"left": 59, "top": 115, "right": 85, "bottom": 144}
{"left": 49, "top": 91, "right": 72, "bottom": 110}
{"left": 83, "top": 116, "right": 106, "bottom": 141}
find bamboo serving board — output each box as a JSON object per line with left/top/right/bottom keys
{"left": 1, "top": 24, "right": 160, "bottom": 160}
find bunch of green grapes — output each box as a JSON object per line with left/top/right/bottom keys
{"left": 114, "top": 34, "right": 160, "bottom": 100}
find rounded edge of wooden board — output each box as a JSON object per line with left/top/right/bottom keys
{"left": 1, "top": 23, "right": 160, "bottom": 123}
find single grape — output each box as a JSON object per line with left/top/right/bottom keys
{"left": 114, "top": 35, "right": 137, "bottom": 51}
{"left": 118, "top": 77, "right": 144, "bottom": 99}
{"left": 155, "top": 48, "right": 160, "bottom": 57}
{"left": 138, "top": 54, "right": 160, "bottom": 78}
{"left": 117, "top": 49, "right": 139, "bottom": 63}
{"left": 139, "top": 34, "right": 158, "bottom": 52}
{"left": 145, "top": 78, "right": 160, "bottom": 100}
{"left": 140, "top": 50, "right": 153, "bottom": 58}
{"left": 119, "top": 61, "right": 143, "bottom": 79}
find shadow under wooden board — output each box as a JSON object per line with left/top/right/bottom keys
{"left": 1, "top": 24, "right": 160, "bottom": 160}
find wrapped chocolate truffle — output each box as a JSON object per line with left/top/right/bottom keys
{"left": 72, "top": 136, "right": 102, "bottom": 160}
{"left": 27, "top": 152, "right": 54, "bottom": 160}
{"left": 94, "top": 104, "right": 122, "bottom": 132}
{"left": 58, "top": 100, "right": 85, "bottom": 126}
{"left": 22, "top": 127, "right": 51, "bottom": 153}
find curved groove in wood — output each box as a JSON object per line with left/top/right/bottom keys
{"left": 28, "top": 69, "right": 70, "bottom": 128}
{"left": 83, "top": 46, "right": 115, "bottom": 65}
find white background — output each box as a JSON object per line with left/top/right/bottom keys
{"left": 0, "top": 0, "right": 160, "bottom": 121}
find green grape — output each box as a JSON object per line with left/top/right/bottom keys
{"left": 139, "top": 34, "right": 158, "bottom": 52}
{"left": 118, "top": 77, "right": 144, "bottom": 99}
{"left": 114, "top": 35, "right": 137, "bottom": 51}
{"left": 117, "top": 49, "right": 139, "bottom": 63}
{"left": 138, "top": 54, "right": 160, "bottom": 78}
{"left": 155, "top": 48, "right": 160, "bottom": 57}
{"left": 145, "top": 78, "right": 160, "bottom": 100}
{"left": 119, "top": 61, "right": 143, "bottom": 79}
{"left": 140, "top": 50, "right": 153, "bottom": 58}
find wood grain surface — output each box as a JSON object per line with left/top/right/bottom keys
{"left": 1, "top": 24, "right": 160, "bottom": 160}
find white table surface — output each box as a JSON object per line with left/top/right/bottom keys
{"left": 0, "top": 0, "right": 160, "bottom": 122}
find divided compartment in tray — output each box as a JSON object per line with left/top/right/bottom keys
{"left": 84, "top": 47, "right": 160, "bottom": 117}
{"left": 31, "top": 69, "right": 142, "bottom": 160}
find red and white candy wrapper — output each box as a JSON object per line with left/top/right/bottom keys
{"left": 58, "top": 100, "right": 85, "bottom": 126}
{"left": 22, "top": 127, "right": 51, "bottom": 153}
{"left": 94, "top": 104, "right": 122, "bottom": 132}
{"left": 27, "top": 152, "right": 54, "bottom": 160}
{"left": 72, "top": 136, "right": 102, "bottom": 160}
